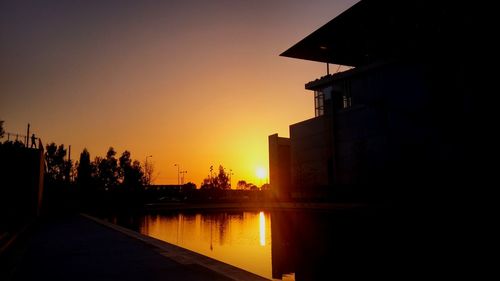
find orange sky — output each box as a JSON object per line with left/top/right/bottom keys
{"left": 0, "top": 0, "right": 358, "bottom": 186}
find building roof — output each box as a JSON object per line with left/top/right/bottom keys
{"left": 280, "top": 0, "right": 465, "bottom": 67}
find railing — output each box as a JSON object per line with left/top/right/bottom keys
{"left": 2, "top": 131, "right": 41, "bottom": 149}
{"left": 4, "top": 132, "right": 26, "bottom": 142}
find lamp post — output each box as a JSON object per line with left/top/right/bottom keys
{"left": 174, "top": 164, "right": 180, "bottom": 187}
{"left": 145, "top": 155, "right": 152, "bottom": 185}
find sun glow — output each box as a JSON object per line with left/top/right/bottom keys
{"left": 256, "top": 167, "right": 266, "bottom": 180}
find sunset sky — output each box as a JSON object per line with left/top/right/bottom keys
{"left": 1, "top": 0, "right": 357, "bottom": 186}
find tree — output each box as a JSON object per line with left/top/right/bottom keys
{"left": 130, "top": 160, "right": 144, "bottom": 187}
{"left": 92, "top": 156, "right": 103, "bottom": 187}
{"left": 119, "top": 150, "right": 144, "bottom": 190}
{"left": 200, "top": 165, "right": 230, "bottom": 190}
{"left": 236, "top": 180, "right": 258, "bottom": 190}
{"left": 76, "top": 148, "right": 92, "bottom": 187}
{"left": 0, "top": 120, "right": 4, "bottom": 139}
{"left": 200, "top": 177, "right": 213, "bottom": 190}
{"left": 216, "top": 165, "right": 230, "bottom": 190}
{"left": 237, "top": 180, "right": 248, "bottom": 190}
{"left": 97, "top": 147, "right": 119, "bottom": 189}
{"left": 143, "top": 158, "right": 155, "bottom": 186}
{"left": 45, "top": 143, "right": 71, "bottom": 182}
{"left": 118, "top": 150, "right": 132, "bottom": 182}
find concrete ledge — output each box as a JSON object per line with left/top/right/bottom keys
{"left": 81, "top": 213, "right": 270, "bottom": 281}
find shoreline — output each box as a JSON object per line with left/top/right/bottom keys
{"left": 143, "top": 201, "right": 367, "bottom": 212}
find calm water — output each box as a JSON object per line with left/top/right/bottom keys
{"left": 107, "top": 208, "right": 419, "bottom": 280}
{"left": 142, "top": 211, "right": 273, "bottom": 279}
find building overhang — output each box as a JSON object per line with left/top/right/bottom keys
{"left": 280, "top": 0, "right": 465, "bottom": 67}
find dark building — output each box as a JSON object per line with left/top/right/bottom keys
{"left": 269, "top": 0, "right": 475, "bottom": 199}
{"left": 0, "top": 142, "right": 45, "bottom": 247}
{"left": 268, "top": 134, "right": 291, "bottom": 199}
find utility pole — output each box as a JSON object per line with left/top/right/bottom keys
{"left": 26, "top": 123, "right": 30, "bottom": 147}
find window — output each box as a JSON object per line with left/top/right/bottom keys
{"left": 314, "top": 90, "right": 324, "bottom": 116}
{"left": 342, "top": 80, "right": 352, "bottom": 109}
{"left": 314, "top": 86, "right": 334, "bottom": 116}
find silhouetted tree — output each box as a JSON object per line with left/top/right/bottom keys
{"left": 118, "top": 150, "right": 131, "bottom": 181}
{"left": 119, "top": 150, "right": 144, "bottom": 190}
{"left": 0, "top": 120, "right": 4, "bottom": 139}
{"left": 236, "top": 180, "right": 258, "bottom": 190}
{"left": 200, "top": 165, "right": 230, "bottom": 190}
{"left": 130, "top": 160, "right": 144, "bottom": 185}
{"left": 216, "top": 165, "right": 230, "bottom": 189}
{"left": 92, "top": 156, "right": 103, "bottom": 187}
{"left": 200, "top": 177, "right": 213, "bottom": 190}
{"left": 45, "top": 143, "right": 71, "bottom": 182}
{"left": 97, "top": 147, "right": 119, "bottom": 190}
{"left": 143, "top": 158, "right": 155, "bottom": 186}
{"left": 76, "top": 148, "right": 93, "bottom": 187}
{"left": 237, "top": 180, "right": 248, "bottom": 190}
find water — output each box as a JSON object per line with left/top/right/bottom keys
{"left": 141, "top": 211, "right": 273, "bottom": 279}
{"left": 106, "top": 208, "right": 427, "bottom": 280}
{"left": 108, "top": 211, "right": 275, "bottom": 279}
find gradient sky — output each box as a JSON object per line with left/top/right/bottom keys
{"left": 1, "top": 0, "right": 358, "bottom": 186}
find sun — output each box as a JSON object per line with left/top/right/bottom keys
{"left": 256, "top": 167, "right": 266, "bottom": 180}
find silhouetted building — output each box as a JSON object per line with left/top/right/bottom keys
{"left": 268, "top": 134, "right": 291, "bottom": 199}
{"left": 0, "top": 142, "right": 45, "bottom": 240}
{"left": 270, "top": 0, "right": 472, "bottom": 199}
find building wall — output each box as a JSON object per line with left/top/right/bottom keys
{"left": 0, "top": 145, "right": 45, "bottom": 232}
{"left": 330, "top": 60, "right": 466, "bottom": 186}
{"left": 286, "top": 58, "right": 467, "bottom": 189}
{"left": 289, "top": 115, "right": 333, "bottom": 190}
{"left": 323, "top": 62, "right": 428, "bottom": 185}
{"left": 268, "top": 134, "right": 291, "bottom": 199}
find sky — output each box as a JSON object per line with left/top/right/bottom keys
{"left": 1, "top": 0, "right": 358, "bottom": 186}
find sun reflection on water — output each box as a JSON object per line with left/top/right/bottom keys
{"left": 259, "top": 211, "right": 266, "bottom": 246}
{"left": 140, "top": 211, "right": 272, "bottom": 279}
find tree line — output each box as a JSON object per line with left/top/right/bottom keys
{"left": 2, "top": 120, "right": 264, "bottom": 192}
{"left": 44, "top": 144, "right": 152, "bottom": 192}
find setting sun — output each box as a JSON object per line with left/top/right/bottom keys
{"left": 256, "top": 167, "right": 267, "bottom": 180}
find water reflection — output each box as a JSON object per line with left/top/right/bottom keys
{"left": 139, "top": 211, "right": 272, "bottom": 279}
{"left": 259, "top": 211, "right": 266, "bottom": 247}
{"left": 106, "top": 208, "right": 409, "bottom": 280}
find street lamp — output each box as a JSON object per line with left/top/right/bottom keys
{"left": 174, "top": 164, "right": 180, "bottom": 187}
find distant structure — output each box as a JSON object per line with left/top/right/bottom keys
{"left": 269, "top": 0, "right": 472, "bottom": 199}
